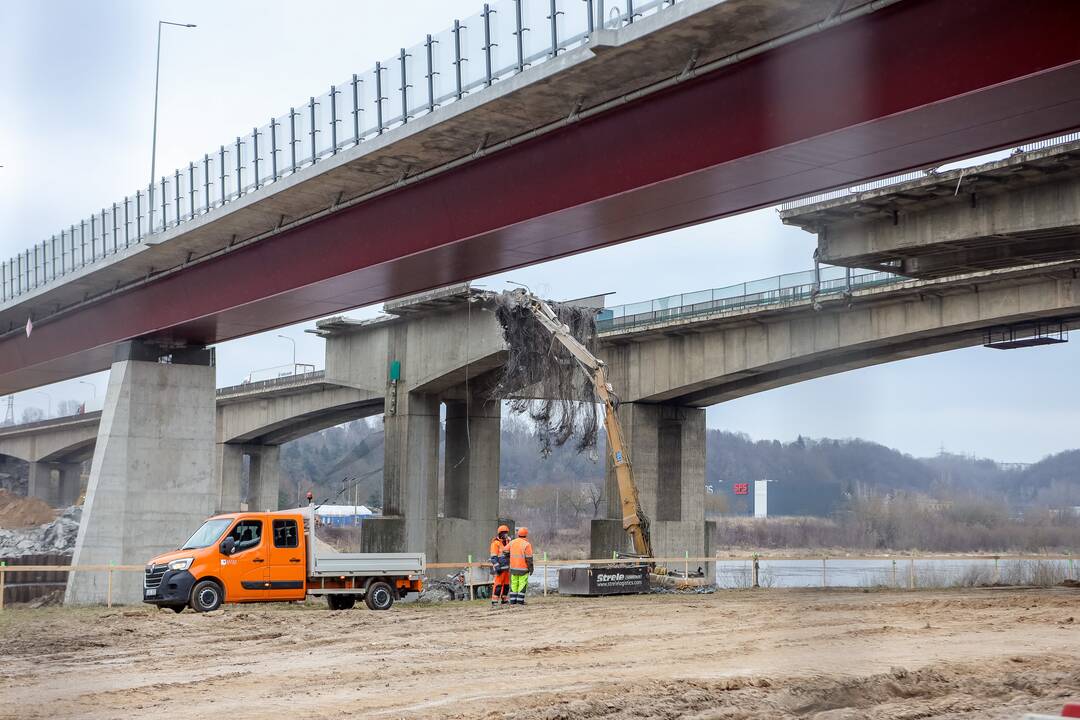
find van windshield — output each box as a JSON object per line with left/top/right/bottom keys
{"left": 180, "top": 519, "right": 233, "bottom": 550}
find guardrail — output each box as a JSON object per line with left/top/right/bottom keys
{"left": 1, "top": 0, "right": 683, "bottom": 305}
{"left": 597, "top": 266, "right": 901, "bottom": 333}
{"left": 216, "top": 370, "right": 326, "bottom": 397}
{"left": 777, "top": 130, "right": 1080, "bottom": 212}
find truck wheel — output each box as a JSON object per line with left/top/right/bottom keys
{"left": 327, "top": 594, "right": 356, "bottom": 611}
{"left": 365, "top": 581, "right": 395, "bottom": 611}
{"left": 190, "top": 580, "right": 223, "bottom": 613}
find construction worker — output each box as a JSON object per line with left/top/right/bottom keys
{"left": 489, "top": 524, "right": 511, "bottom": 606}
{"left": 506, "top": 527, "right": 534, "bottom": 606}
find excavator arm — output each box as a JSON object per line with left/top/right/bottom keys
{"left": 511, "top": 291, "right": 653, "bottom": 558}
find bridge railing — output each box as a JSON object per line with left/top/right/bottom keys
{"left": 215, "top": 369, "right": 326, "bottom": 397}
{"left": 1, "top": 0, "right": 680, "bottom": 306}
{"left": 597, "top": 266, "right": 902, "bottom": 333}
{"left": 778, "top": 130, "right": 1080, "bottom": 212}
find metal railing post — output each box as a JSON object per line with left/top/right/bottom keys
{"left": 514, "top": 1, "right": 525, "bottom": 71}
{"left": 627, "top": 0, "right": 636, "bottom": 23}
{"left": 424, "top": 35, "right": 437, "bottom": 112}
{"left": 351, "top": 74, "right": 362, "bottom": 143}
{"left": 548, "top": 0, "right": 562, "bottom": 56}
{"left": 252, "top": 127, "right": 261, "bottom": 188}
{"left": 79, "top": 220, "right": 87, "bottom": 265}
{"left": 201, "top": 152, "right": 209, "bottom": 208}
{"left": 308, "top": 96, "right": 318, "bottom": 164}
{"left": 374, "top": 64, "right": 385, "bottom": 133}
{"left": 173, "top": 170, "right": 181, "bottom": 225}
{"left": 482, "top": 6, "right": 494, "bottom": 87}
{"left": 235, "top": 136, "right": 244, "bottom": 195}
{"left": 160, "top": 176, "right": 167, "bottom": 231}
{"left": 188, "top": 163, "right": 196, "bottom": 219}
{"left": 218, "top": 145, "right": 227, "bottom": 205}
{"left": 123, "top": 198, "right": 131, "bottom": 247}
{"left": 452, "top": 21, "right": 464, "bottom": 99}
{"left": 329, "top": 86, "right": 339, "bottom": 152}
{"left": 586, "top": 0, "right": 595, "bottom": 35}
{"left": 270, "top": 118, "right": 280, "bottom": 180}
{"left": 287, "top": 108, "right": 298, "bottom": 173}
{"left": 399, "top": 49, "right": 411, "bottom": 121}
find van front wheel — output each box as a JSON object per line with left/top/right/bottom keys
{"left": 190, "top": 580, "right": 223, "bottom": 612}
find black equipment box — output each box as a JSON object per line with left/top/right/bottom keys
{"left": 558, "top": 564, "right": 650, "bottom": 596}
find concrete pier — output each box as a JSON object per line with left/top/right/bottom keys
{"left": 592, "top": 403, "right": 711, "bottom": 572}
{"left": 66, "top": 342, "right": 217, "bottom": 605}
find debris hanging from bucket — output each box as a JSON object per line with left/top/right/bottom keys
{"left": 490, "top": 292, "right": 600, "bottom": 456}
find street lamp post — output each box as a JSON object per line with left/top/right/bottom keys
{"left": 149, "top": 20, "right": 197, "bottom": 232}
{"left": 36, "top": 391, "right": 52, "bottom": 418}
{"left": 78, "top": 380, "right": 97, "bottom": 410}
{"left": 277, "top": 335, "right": 297, "bottom": 374}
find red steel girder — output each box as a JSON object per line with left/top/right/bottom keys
{"left": 3, "top": 0, "right": 1080, "bottom": 393}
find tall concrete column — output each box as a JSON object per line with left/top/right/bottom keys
{"left": 247, "top": 445, "right": 280, "bottom": 512}
{"left": 593, "top": 403, "right": 708, "bottom": 565}
{"left": 27, "top": 462, "right": 56, "bottom": 505}
{"left": 216, "top": 442, "right": 245, "bottom": 512}
{"left": 66, "top": 342, "right": 216, "bottom": 605}
{"left": 370, "top": 392, "right": 439, "bottom": 558}
{"left": 440, "top": 397, "right": 501, "bottom": 562}
{"left": 57, "top": 463, "right": 83, "bottom": 507}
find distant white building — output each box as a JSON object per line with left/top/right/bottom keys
{"left": 315, "top": 504, "right": 374, "bottom": 527}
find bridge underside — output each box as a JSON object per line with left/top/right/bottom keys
{"left": 3, "top": 0, "right": 1080, "bottom": 394}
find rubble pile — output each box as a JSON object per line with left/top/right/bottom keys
{"left": 0, "top": 505, "right": 81, "bottom": 558}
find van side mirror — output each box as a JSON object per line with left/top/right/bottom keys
{"left": 220, "top": 536, "right": 236, "bottom": 556}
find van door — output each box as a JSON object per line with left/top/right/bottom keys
{"left": 221, "top": 518, "right": 269, "bottom": 601}
{"left": 266, "top": 517, "right": 306, "bottom": 601}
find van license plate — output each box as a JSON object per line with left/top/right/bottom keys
{"left": 146, "top": 589, "right": 157, "bottom": 597}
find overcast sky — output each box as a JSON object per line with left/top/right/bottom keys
{"left": 2, "top": 1, "right": 1076, "bottom": 463}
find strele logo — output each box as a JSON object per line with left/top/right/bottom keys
{"left": 596, "top": 573, "right": 627, "bottom": 582}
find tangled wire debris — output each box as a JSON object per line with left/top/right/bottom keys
{"left": 489, "top": 292, "right": 600, "bottom": 456}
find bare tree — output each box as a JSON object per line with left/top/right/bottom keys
{"left": 20, "top": 407, "right": 44, "bottom": 424}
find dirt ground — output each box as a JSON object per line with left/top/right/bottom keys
{"left": 1, "top": 588, "right": 1077, "bottom": 719}
{"left": 0, "top": 489, "right": 56, "bottom": 528}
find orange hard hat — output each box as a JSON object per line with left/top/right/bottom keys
{"left": 497, "top": 524, "right": 510, "bottom": 534}
{"left": 517, "top": 527, "right": 528, "bottom": 538}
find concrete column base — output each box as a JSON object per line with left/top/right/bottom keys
{"left": 382, "top": 393, "right": 440, "bottom": 560}
{"left": 66, "top": 342, "right": 216, "bottom": 605}
{"left": 27, "top": 462, "right": 56, "bottom": 506}
{"left": 57, "top": 463, "right": 83, "bottom": 507}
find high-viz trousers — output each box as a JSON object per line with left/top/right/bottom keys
{"left": 509, "top": 573, "right": 529, "bottom": 604}
{"left": 492, "top": 570, "right": 510, "bottom": 603}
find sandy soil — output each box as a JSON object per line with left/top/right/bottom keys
{"left": 0, "top": 489, "right": 56, "bottom": 528}
{"left": 1, "top": 588, "right": 1077, "bottom": 719}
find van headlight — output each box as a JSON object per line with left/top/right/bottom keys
{"left": 168, "top": 558, "right": 193, "bottom": 571}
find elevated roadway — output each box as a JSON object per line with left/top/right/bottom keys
{"left": 3, "top": 0, "right": 1079, "bottom": 394}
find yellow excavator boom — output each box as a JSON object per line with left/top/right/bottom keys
{"left": 511, "top": 290, "right": 653, "bottom": 558}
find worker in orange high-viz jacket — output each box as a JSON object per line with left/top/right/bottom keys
{"left": 489, "top": 524, "right": 511, "bottom": 607}
{"left": 506, "top": 527, "right": 534, "bottom": 606}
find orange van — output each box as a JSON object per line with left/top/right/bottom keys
{"left": 143, "top": 507, "right": 423, "bottom": 612}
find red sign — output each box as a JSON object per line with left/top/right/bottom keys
{"left": 733, "top": 483, "right": 749, "bottom": 495}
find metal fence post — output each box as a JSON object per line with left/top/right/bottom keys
{"left": 627, "top": 0, "right": 635, "bottom": 23}
{"left": 891, "top": 559, "right": 897, "bottom": 587}
{"left": 173, "top": 170, "right": 181, "bottom": 225}
{"left": 452, "top": 21, "right": 464, "bottom": 100}
{"left": 252, "top": 127, "right": 261, "bottom": 188}
{"left": 188, "top": 163, "right": 196, "bottom": 219}
{"left": 482, "top": 5, "right": 494, "bottom": 87}
{"left": 514, "top": 0, "right": 525, "bottom": 71}
{"left": 160, "top": 176, "right": 167, "bottom": 230}
{"left": 908, "top": 557, "right": 915, "bottom": 589}
{"left": 548, "top": 0, "right": 562, "bottom": 56}
{"left": 586, "top": 0, "right": 595, "bottom": 35}
{"left": 751, "top": 556, "right": 760, "bottom": 588}
{"left": 399, "top": 49, "right": 411, "bottom": 121}
{"left": 424, "top": 35, "right": 437, "bottom": 112}
{"left": 307, "top": 96, "right": 318, "bottom": 163}
{"left": 288, "top": 107, "right": 298, "bottom": 173}
{"left": 351, "top": 74, "right": 363, "bottom": 142}
{"left": 374, "top": 64, "right": 386, "bottom": 133}
{"left": 467, "top": 554, "right": 474, "bottom": 601}
{"left": 202, "top": 154, "right": 211, "bottom": 210}
{"left": 329, "top": 85, "right": 339, "bottom": 151}
{"left": 236, "top": 137, "right": 246, "bottom": 198}
{"left": 218, "top": 145, "right": 227, "bottom": 206}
